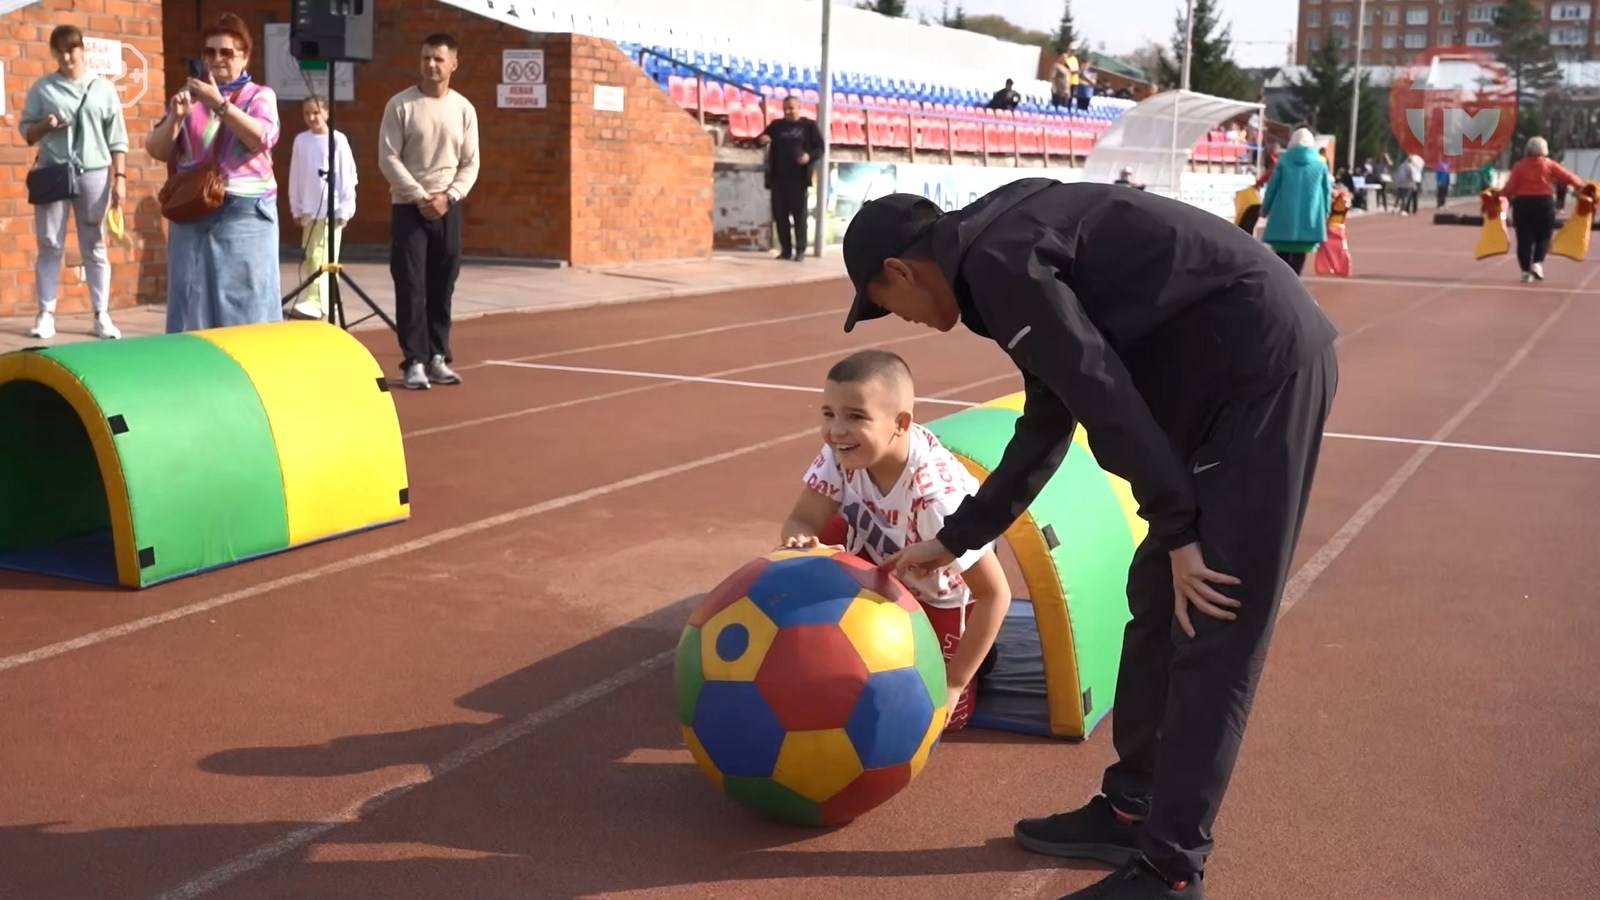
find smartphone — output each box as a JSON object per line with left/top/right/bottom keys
{"left": 187, "top": 58, "right": 205, "bottom": 80}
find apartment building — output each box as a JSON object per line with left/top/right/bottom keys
{"left": 1296, "top": 1, "right": 1599, "bottom": 65}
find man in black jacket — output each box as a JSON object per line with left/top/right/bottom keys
{"left": 848, "top": 180, "right": 1338, "bottom": 900}
{"left": 757, "top": 96, "right": 824, "bottom": 260}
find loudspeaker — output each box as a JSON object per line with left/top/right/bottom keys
{"left": 290, "top": 0, "right": 372, "bottom": 63}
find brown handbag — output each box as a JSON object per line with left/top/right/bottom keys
{"left": 158, "top": 86, "right": 247, "bottom": 223}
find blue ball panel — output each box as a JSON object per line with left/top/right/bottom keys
{"left": 715, "top": 623, "right": 750, "bottom": 662}
{"left": 747, "top": 556, "right": 861, "bottom": 627}
{"left": 692, "top": 680, "right": 786, "bottom": 777}
{"left": 845, "top": 668, "right": 936, "bottom": 769}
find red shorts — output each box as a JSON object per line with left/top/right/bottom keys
{"left": 919, "top": 601, "right": 976, "bottom": 732}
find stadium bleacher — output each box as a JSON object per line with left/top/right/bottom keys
{"left": 620, "top": 41, "right": 1253, "bottom": 164}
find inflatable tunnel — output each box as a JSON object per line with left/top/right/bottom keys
{"left": 925, "top": 392, "right": 1146, "bottom": 740}
{"left": 0, "top": 321, "right": 410, "bottom": 589}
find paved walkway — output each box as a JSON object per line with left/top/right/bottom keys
{"left": 0, "top": 250, "right": 847, "bottom": 354}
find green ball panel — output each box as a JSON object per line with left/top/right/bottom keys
{"left": 725, "top": 775, "right": 822, "bottom": 826}
{"left": 675, "top": 626, "right": 704, "bottom": 726}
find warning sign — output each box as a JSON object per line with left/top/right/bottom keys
{"left": 502, "top": 49, "right": 545, "bottom": 85}
{"left": 497, "top": 83, "right": 547, "bottom": 109}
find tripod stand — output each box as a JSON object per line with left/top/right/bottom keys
{"left": 281, "top": 69, "right": 396, "bottom": 333}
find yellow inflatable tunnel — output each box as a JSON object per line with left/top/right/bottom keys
{"left": 926, "top": 392, "right": 1144, "bottom": 740}
{"left": 0, "top": 321, "right": 410, "bottom": 588}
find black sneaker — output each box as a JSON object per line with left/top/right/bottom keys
{"left": 1014, "top": 795, "right": 1142, "bottom": 864}
{"left": 1057, "top": 856, "right": 1203, "bottom": 900}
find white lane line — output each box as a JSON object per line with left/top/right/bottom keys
{"left": 1325, "top": 431, "right": 1600, "bottom": 461}
{"left": 0, "top": 426, "right": 819, "bottom": 675}
{"left": 1306, "top": 274, "right": 1600, "bottom": 295}
{"left": 484, "top": 361, "right": 979, "bottom": 408}
{"left": 456, "top": 308, "right": 842, "bottom": 372}
{"left": 403, "top": 332, "right": 938, "bottom": 440}
{"left": 1279, "top": 279, "right": 1586, "bottom": 619}
{"left": 151, "top": 649, "right": 677, "bottom": 900}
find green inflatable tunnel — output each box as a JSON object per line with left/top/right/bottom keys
{"left": 0, "top": 322, "right": 410, "bottom": 589}
{"left": 925, "top": 392, "right": 1146, "bottom": 740}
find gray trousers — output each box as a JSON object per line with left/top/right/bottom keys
{"left": 33, "top": 166, "right": 111, "bottom": 315}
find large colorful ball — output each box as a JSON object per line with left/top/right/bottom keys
{"left": 675, "top": 546, "right": 947, "bottom": 826}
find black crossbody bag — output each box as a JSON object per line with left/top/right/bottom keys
{"left": 26, "top": 78, "right": 98, "bottom": 206}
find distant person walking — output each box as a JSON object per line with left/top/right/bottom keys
{"left": 757, "top": 96, "right": 823, "bottom": 262}
{"left": 1502, "top": 136, "right": 1584, "bottom": 283}
{"left": 1260, "top": 128, "right": 1331, "bottom": 276}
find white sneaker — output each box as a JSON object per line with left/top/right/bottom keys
{"left": 1521, "top": 271, "right": 1534, "bottom": 283}
{"left": 1530, "top": 262, "right": 1545, "bottom": 281}
{"left": 93, "top": 313, "right": 122, "bottom": 340}
{"left": 29, "top": 311, "right": 56, "bottom": 339}
{"left": 403, "top": 362, "right": 431, "bottom": 390}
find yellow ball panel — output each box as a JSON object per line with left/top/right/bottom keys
{"left": 772, "top": 728, "right": 865, "bottom": 803}
{"left": 700, "top": 597, "right": 780, "bottom": 681}
{"left": 684, "top": 725, "right": 725, "bottom": 792}
{"left": 908, "top": 710, "right": 944, "bottom": 779}
{"left": 838, "top": 594, "right": 914, "bottom": 673}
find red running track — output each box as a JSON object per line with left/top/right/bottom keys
{"left": 2, "top": 211, "right": 1598, "bottom": 900}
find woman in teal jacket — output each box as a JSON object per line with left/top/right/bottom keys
{"left": 1261, "top": 128, "right": 1332, "bottom": 275}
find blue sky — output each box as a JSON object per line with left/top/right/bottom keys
{"left": 904, "top": 0, "right": 1297, "bottom": 68}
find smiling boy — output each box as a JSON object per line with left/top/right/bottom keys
{"left": 780, "top": 350, "right": 1012, "bottom": 731}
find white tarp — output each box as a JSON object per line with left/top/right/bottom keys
{"left": 1083, "top": 89, "right": 1263, "bottom": 197}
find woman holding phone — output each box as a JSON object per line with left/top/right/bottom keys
{"left": 145, "top": 12, "right": 282, "bottom": 332}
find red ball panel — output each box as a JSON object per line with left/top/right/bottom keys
{"left": 688, "top": 556, "right": 770, "bottom": 627}
{"left": 817, "top": 763, "right": 912, "bottom": 825}
{"left": 830, "top": 550, "right": 919, "bottom": 612}
{"left": 756, "top": 624, "right": 869, "bottom": 731}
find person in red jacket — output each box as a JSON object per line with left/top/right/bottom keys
{"left": 1501, "top": 136, "right": 1585, "bottom": 282}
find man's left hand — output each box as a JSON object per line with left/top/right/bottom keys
{"left": 110, "top": 176, "right": 125, "bottom": 209}
{"left": 418, "top": 193, "right": 449, "bottom": 220}
{"left": 1170, "top": 541, "right": 1242, "bottom": 638}
{"left": 797, "top": 152, "right": 811, "bottom": 166}
{"left": 881, "top": 539, "right": 955, "bottom": 578}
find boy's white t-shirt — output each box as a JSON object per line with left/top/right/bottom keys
{"left": 802, "top": 424, "right": 992, "bottom": 609}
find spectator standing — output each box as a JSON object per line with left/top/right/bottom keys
{"left": 757, "top": 96, "right": 823, "bottom": 262}
{"left": 147, "top": 13, "right": 282, "bottom": 333}
{"left": 379, "top": 32, "right": 480, "bottom": 391}
{"left": 20, "top": 24, "right": 127, "bottom": 341}
{"left": 287, "top": 95, "right": 357, "bottom": 321}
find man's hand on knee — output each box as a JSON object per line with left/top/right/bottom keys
{"left": 1169, "top": 542, "right": 1241, "bottom": 638}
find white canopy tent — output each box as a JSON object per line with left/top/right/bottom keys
{"left": 1084, "top": 90, "right": 1265, "bottom": 197}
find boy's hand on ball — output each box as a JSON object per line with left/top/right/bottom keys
{"left": 882, "top": 539, "right": 955, "bottom": 577}
{"left": 782, "top": 535, "right": 820, "bottom": 549}
{"left": 1169, "top": 541, "right": 1242, "bottom": 638}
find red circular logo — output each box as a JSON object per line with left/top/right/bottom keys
{"left": 1387, "top": 47, "right": 1516, "bottom": 170}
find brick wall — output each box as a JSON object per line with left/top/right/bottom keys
{"left": 566, "top": 34, "right": 711, "bottom": 265}
{"left": 0, "top": 0, "right": 168, "bottom": 317}
{"left": 159, "top": 5, "right": 710, "bottom": 265}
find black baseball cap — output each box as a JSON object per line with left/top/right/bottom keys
{"left": 842, "top": 193, "right": 943, "bottom": 332}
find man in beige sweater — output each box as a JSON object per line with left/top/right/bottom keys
{"left": 378, "top": 32, "right": 480, "bottom": 390}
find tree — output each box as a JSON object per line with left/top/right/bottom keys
{"left": 1287, "top": 40, "right": 1386, "bottom": 165}
{"left": 1157, "top": 0, "right": 1257, "bottom": 101}
{"left": 939, "top": 2, "right": 967, "bottom": 28}
{"left": 1490, "top": 0, "right": 1564, "bottom": 154}
{"left": 1055, "top": 1, "right": 1079, "bottom": 54}
{"left": 1124, "top": 40, "right": 1169, "bottom": 85}
{"left": 857, "top": 0, "right": 907, "bottom": 16}
{"left": 956, "top": 13, "right": 1054, "bottom": 50}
